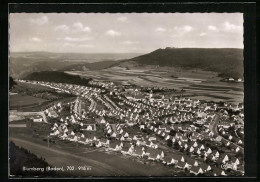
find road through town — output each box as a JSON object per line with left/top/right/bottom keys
{"left": 209, "top": 114, "right": 244, "bottom": 152}
{"left": 209, "top": 114, "right": 220, "bottom": 136}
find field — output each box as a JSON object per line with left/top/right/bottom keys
{"left": 9, "top": 94, "right": 47, "bottom": 108}
{"left": 66, "top": 66, "right": 244, "bottom": 103}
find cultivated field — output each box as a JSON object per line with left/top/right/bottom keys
{"left": 66, "top": 66, "right": 244, "bottom": 103}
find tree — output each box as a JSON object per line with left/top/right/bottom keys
{"left": 155, "top": 121, "right": 163, "bottom": 127}
{"left": 170, "top": 129, "right": 177, "bottom": 136}
{"left": 9, "top": 76, "right": 16, "bottom": 90}
{"left": 167, "top": 139, "right": 173, "bottom": 147}
{"left": 228, "top": 126, "right": 235, "bottom": 133}
{"left": 206, "top": 159, "right": 212, "bottom": 165}
{"left": 173, "top": 141, "right": 180, "bottom": 150}
{"left": 184, "top": 168, "right": 189, "bottom": 173}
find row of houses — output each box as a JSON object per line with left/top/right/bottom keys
{"left": 50, "top": 122, "right": 227, "bottom": 176}
{"left": 144, "top": 121, "right": 242, "bottom": 171}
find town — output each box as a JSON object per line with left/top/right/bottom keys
{"left": 10, "top": 79, "right": 244, "bottom": 176}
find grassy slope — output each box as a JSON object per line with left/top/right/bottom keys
{"left": 9, "top": 141, "right": 58, "bottom": 177}
{"left": 120, "top": 48, "right": 243, "bottom": 78}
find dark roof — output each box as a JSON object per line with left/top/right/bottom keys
{"left": 164, "top": 155, "right": 174, "bottom": 163}
{"left": 79, "top": 137, "right": 86, "bottom": 142}
{"left": 149, "top": 151, "right": 159, "bottom": 158}
{"left": 212, "top": 167, "right": 222, "bottom": 175}
{"left": 134, "top": 146, "right": 143, "bottom": 155}
{"left": 100, "top": 138, "right": 108, "bottom": 143}
{"left": 190, "top": 166, "right": 201, "bottom": 173}
{"left": 177, "top": 161, "right": 186, "bottom": 168}
{"left": 174, "top": 155, "right": 185, "bottom": 161}
{"left": 146, "top": 148, "right": 157, "bottom": 154}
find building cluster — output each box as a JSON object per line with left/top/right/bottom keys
{"left": 20, "top": 79, "right": 244, "bottom": 176}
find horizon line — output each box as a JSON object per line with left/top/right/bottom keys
{"left": 10, "top": 47, "right": 244, "bottom": 54}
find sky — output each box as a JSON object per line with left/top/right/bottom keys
{"left": 9, "top": 13, "right": 243, "bottom": 54}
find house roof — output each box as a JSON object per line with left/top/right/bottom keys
{"left": 109, "top": 142, "right": 118, "bottom": 149}
{"left": 122, "top": 142, "right": 131, "bottom": 148}
{"left": 185, "top": 158, "right": 195, "bottom": 166}
{"left": 212, "top": 167, "right": 222, "bottom": 176}
{"left": 146, "top": 148, "right": 157, "bottom": 154}
{"left": 92, "top": 140, "right": 99, "bottom": 145}
{"left": 174, "top": 155, "right": 185, "bottom": 162}
{"left": 149, "top": 151, "right": 159, "bottom": 158}
{"left": 79, "top": 137, "right": 86, "bottom": 142}
{"left": 190, "top": 166, "right": 203, "bottom": 173}
{"left": 134, "top": 146, "right": 143, "bottom": 155}
{"left": 164, "top": 155, "right": 174, "bottom": 163}
{"left": 100, "top": 138, "right": 108, "bottom": 143}
{"left": 177, "top": 161, "right": 186, "bottom": 168}
{"left": 67, "top": 134, "right": 76, "bottom": 139}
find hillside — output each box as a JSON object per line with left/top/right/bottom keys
{"left": 119, "top": 48, "right": 244, "bottom": 78}
{"left": 9, "top": 141, "right": 58, "bottom": 177}
{"left": 24, "top": 71, "right": 91, "bottom": 86}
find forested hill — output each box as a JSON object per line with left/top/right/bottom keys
{"left": 120, "top": 48, "right": 243, "bottom": 78}
{"left": 24, "top": 71, "right": 91, "bottom": 86}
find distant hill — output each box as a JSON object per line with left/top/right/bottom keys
{"left": 24, "top": 71, "right": 91, "bottom": 86}
{"left": 10, "top": 58, "right": 74, "bottom": 79}
{"left": 59, "top": 60, "right": 118, "bottom": 71}
{"left": 10, "top": 52, "right": 142, "bottom": 78}
{"left": 10, "top": 52, "right": 143, "bottom": 62}
{"left": 118, "top": 48, "right": 244, "bottom": 78}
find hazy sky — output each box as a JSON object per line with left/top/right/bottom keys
{"left": 9, "top": 13, "right": 243, "bottom": 53}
